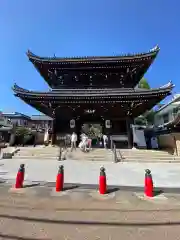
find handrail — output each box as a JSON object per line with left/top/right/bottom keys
{"left": 118, "top": 147, "right": 123, "bottom": 162}
{"left": 113, "top": 144, "right": 117, "bottom": 163}
{"left": 112, "top": 141, "right": 123, "bottom": 163}
{"left": 58, "top": 146, "right": 62, "bottom": 161}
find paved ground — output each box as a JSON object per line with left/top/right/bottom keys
{"left": 0, "top": 184, "right": 180, "bottom": 239}
{"left": 1, "top": 158, "right": 180, "bottom": 188}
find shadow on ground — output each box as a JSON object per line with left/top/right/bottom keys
{"left": 106, "top": 187, "right": 120, "bottom": 194}
{"left": 153, "top": 189, "right": 164, "bottom": 197}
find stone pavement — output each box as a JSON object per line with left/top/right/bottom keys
{"left": 0, "top": 183, "right": 180, "bottom": 209}
{"left": 0, "top": 185, "right": 180, "bottom": 239}
{"left": 1, "top": 158, "right": 180, "bottom": 188}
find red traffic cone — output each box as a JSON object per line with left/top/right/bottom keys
{"left": 144, "top": 169, "right": 154, "bottom": 197}
{"left": 15, "top": 164, "right": 25, "bottom": 188}
{"left": 99, "top": 166, "right": 107, "bottom": 194}
{"left": 56, "top": 165, "right": 64, "bottom": 192}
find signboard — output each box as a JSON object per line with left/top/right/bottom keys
{"left": 56, "top": 135, "right": 67, "bottom": 141}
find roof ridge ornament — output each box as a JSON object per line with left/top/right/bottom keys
{"left": 159, "top": 80, "right": 174, "bottom": 89}
{"left": 150, "top": 45, "right": 160, "bottom": 52}
{"left": 27, "top": 50, "right": 35, "bottom": 56}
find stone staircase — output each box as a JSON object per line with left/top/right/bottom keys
{"left": 66, "top": 148, "right": 114, "bottom": 162}
{"left": 12, "top": 145, "right": 180, "bottom": 163}
{"left": 13, "top": 146, "right": 61, "bottom": 160}
{"left": 13, "top": 146, "right": 114, "bottom": 162}
{"left": 118, "top": 148, "right": 180, "bottom": 162}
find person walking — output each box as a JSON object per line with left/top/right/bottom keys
{"left": 71, "top": 132, "right": 77, "bottom": 151}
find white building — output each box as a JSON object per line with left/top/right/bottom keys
{"left": 154, "top": 94, "right": 180, "bottom": 128}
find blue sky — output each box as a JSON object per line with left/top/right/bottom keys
{"left": 0, "top": 0, "right": 179, "bottom": 115}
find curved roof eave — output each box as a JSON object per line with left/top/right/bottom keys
{"left": 12, "top": 81, "right": 173, "bottom": 97}
{"left": 155, "top": 93, "right": 180, "bottom": 115}
{"left": 26, "top": 45, "right": 160, "bottom": 63}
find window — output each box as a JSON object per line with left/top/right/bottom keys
{"left": 163, "top": 113, "right": 169, "bottom": 123}
{"left": 173, "top": 107, "right": 179, "bottom": 115}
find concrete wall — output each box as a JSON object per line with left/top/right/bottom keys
{"left": 158, "top": 133, "right": 180, "bottom": 155}
{"left": 36, "top": 132, "right": 45, "bottom": 145}
{"left": 173, "top": 133, "right": 180, "bottom": 156}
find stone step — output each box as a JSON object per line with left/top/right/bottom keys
{"left": 13, "top": 155, "right": 59, "bottom": 159}
{"left": 121, "top": 158, "right": 180, "bottom": 162}
{"left": 121, "top": 155, "right": 177, "bottom": 159}
{"left": 70, "top": 156, "right": 113, "bottom": 160}
{"left": 120, "top": 149, "right": 172, "bottom": 153}
{"left": 67, "top": 154, "right": 113, "bottom": 158}
{"left": 67, "top": 155, "right": 113, "bottom": 159}
{"left": 121, "top": 151, "right": 174, "bottom": 155}
{"left": 67, "top": 154, "right": 112, "bottom": 158}
{"left": 68, "top": 157, "right": 113, "bottom": 161}
{"left": 120, "top": 150, "right": 173, "bottom": 155}
{"left": 120, "top": 153, "right": 175, "bottom": 157}
{"left": 120, "top": 159, "right": 180, "bottom": 163}
{"left": 123, "top": 153, "right": 174, "bottom": 156}
{"left": 18, "top": 149, "right": 60, "bottom": 152}
{"left": 16, "top": 153, "right": 60, "bottom": 156}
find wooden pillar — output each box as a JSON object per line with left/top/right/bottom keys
{"left": 126, "top": 118, "right": 133, "bottom": 149}
{"left": 51, "top": 119, "right": 56, "bottom": 145}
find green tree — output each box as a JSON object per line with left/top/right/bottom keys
{"left": 15, "top": 126, "right": 31, "bottom": 136}
{"left": 135, "top": 78, "right": 156, "bottom": 125}
{"left": 144, "top": 109, "right": 156, "bottom": 124}
{"left": 138, "top": 78, "right": 150, "bottom": 89}
{"left": 134, "top": 115, "right": 147, "bottom": 125}
{"left": 81, "top": 124, "right": 102, "bottom": 138}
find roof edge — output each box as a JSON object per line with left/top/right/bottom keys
{"left": 26, "top": 45, "right": 160, "bottom": 62}
{"left": 12, "top": 80, "right": 174, "bottom": 96}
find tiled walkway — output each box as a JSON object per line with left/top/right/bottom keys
{"left": 1, "top": 158, "right": 180, "bottom": 188}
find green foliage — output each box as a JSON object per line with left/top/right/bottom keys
{"left": 135, "top": 78, "right": 156, "bottom": 125}
{"left": 138, "top": 78, "right": 150, "bottom": 89}
{"left": 144, "top": 109, "right": 156, "bottom": 123}
{"left": 15, "top": 127, "right": 32, "bottom": 137}
{"left": 134, "top": 115, "right": 147, "bottom": 125}
{"left": 81, "top": 124, "right": 102, "bottom": 138}
{"left": 135, "top": 109, "right": 156, "bottom": 126}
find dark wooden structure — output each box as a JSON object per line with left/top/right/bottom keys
{"left": 12, "top": 45, "right": 173, "bottom": 147}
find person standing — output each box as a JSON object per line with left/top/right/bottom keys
{"left": 71, "top": 132, "right": 77, "bottom": 151}
{"left": 103, "top": 134, "right": 108, "bottom": 149}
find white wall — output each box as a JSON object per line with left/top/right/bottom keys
{"left": 154, "top": 103, "right": 180, "bottom": 127}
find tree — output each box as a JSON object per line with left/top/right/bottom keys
{"left": 134, "top": 115, "right": 147, "bottom": 125}
{"left": 138, "top": 78, "right": 150, "bottom": 89}
{"left": 15, "top": 126, "right": 31, "bottom": 136}
{"left": 81, "top": 124, "right": 102, "bottom": 138}
{"left": 135, "top": 78, "right": 155, "bottom": 125}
